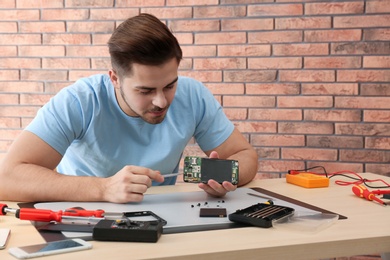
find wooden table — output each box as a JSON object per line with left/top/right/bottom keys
{"left": 1, "top": 173, "right": 389, "bottom": 260}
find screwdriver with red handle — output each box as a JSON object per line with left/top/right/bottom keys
{"left": 1, "top": 203, "right": 105, "bottom": 224}
{"left": 352, "top": 185, "right": 387, "bottom": 206}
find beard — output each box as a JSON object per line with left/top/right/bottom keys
{"left": 119, "top": 87, "right": 168, "bottom": 125}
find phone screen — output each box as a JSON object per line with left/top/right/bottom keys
{"left": 20, "top": 240, "right": 85, "bottom": 253}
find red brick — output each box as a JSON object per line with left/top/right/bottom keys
{"left": 0, "top": 106, "right": 40, "bottom": 117}
{"left": 116, "top": 0, "right": 164, "bottom": 7}
{"left": 336, "top": 97, "right": 390, "bottom": 109}
{"left": 337, "top": 70, "right": 390, "bottom": 82}
{"left": 248, "top": 4, "right": 303, "bottom": 16}
{"left": 224, "top": 70, "right": 277, "bottom": 82}
{"left": 279, "top": 122, "right": 334, "bottom": 134}
{"left": 17, "top": 0, "right": 64, "bottom": 8}
{"left": 69, "top": 70, "right": 108, "bottom": 81}
{"left": 194, "top": 6, "right": 246, "bottom": 18}
{"left": 67, "top": 46, "right": 109, "bottom": 57}
{"left": 176, "top": 70, "right": 222, "bottom": 83}
{"left": 91, "top": 58, "right": 111, "bottom": 69}
{"left": 195, "top": 32, "right": 246, "bottom": 44}
{"left": 169, "top": 20, "right": 219, "bottom": 32}
{"left": 246, "top": 83, "right": 300, "bottom": 95}
{"left": 43, "top": 34, "right": 92, "bottom": 45}
{"left": 42, "top": 58, "right": 91, "bottom": 69}
{"left": 307, "top": 136, "right": 363, "bottom": 149}
{"left": 363, "top": 56, "right": 390, "bottom": 68}
{"left": 279, "top": 70, "right": 335, "bottom": 82}
{"left": 304, "top": 109, "right": 361, "bottom": 122}
{"left": 366, "top": 137, "right": 390, "bottom": 150}
{"left": 256, "top": 148, "right": 280, "bottom": 160}
{"left": 276, "top": 17, "right": 331, "bottom": 29}
{"left": 20, "top": 94, "right": 53, "bottom": 106}
{"left": 45, "top": 82, "right": 70, "bottom": 94}
{"left": 0, "top": 10, "right": 39, "bottom": 20}
{"left": 0, "top": 58, "right": 41, "bottom": 69}
{"left": 234, "top": 121, "right": 277, "bottom": 133}
{"left": 222, "top": 18, "right": 273, "bottom": 31}
{"left": 142, "top": 7, "right": 192, "bottom": 19}
{"left": 41, "top": 9, "right": 89, "bottom": 20}
{"left": 204, "top": 83, "right": 244, "bottom": 95}
{"left": 67, "top": 21, "right": 114, "bottom": 33}
{"left": 332, "top": 42, "right": 390, "bottom": 55}
{"left": 224, "top": 96, "right": 275, "bottom": 107}
{"left": 282, "top": 148, "right": 338, "bottom": 161}
{"left": 0, "top": 129, "right": 23, "bottom": 140}
{"left": 249, "top": 31, "right": 303, "bottom": 44}
{"left": 274, "top": 43, "right": 329, "bottom": 56}
{"left": 92, "top": 34, "right": 111, "bottom": 45}
{"left": 21, "top": 70, "right": 67, "bottom": 81}
{"left": 194, "top": 58, "right": 246, "bottom": 70}
{"left": 0, "top": 140, "right": 13, "bottom": 151}
{"left": 0, "top": 81, "right": 43, "bottom": 93}
{"left": 0, "top": 34, "right": 41, "bottom": 45}
{"left": 252, "top": 134, "right": 305, "bottom": 146}
{"left": 334, "top": 15, "right": 390, "bottom": 28}
{"left": 364, "top": 29, "right": 390, "bottom": 41}
{"left": 0, "top": 94, "right": 18, "bottom": 105}
{"left": 0, "top": 46, "right": 17, "bottom": 56}
{"left": 306, "top": 162, "right": 363, "bottom": 174}
{"left": 181, "top": 45, "right": 216, "bottom": 57}
{"left": 364, "top": 110, "right": 390, "bottom": 122}
{"left": 0, "top": 0, "right": 15, "bottom": 8}
{"left": 20, "top": 22, "right": 65, "bottom": 33}
{"left": 90, "top": 8, "right": 140, "bottom": 20}
{"left": 305, "top": 2, "right": 364, "bottom": 15}
{"left": 0, "top": 22, "right": 17, "bottom": 32}
{"left": 366, "top": 1, "right": 390, "bottom": 13}
{"left": 224, "top": 108, "right": 247, "bottom": 120}
{"left": 360, "top": 83, "right": 390, "bottom": 95}
{"left": 248, "top": 109, "right": 302, "bottom": 121}
{"left": 249, "top": 57, "right": 302, "bottom": 69}
{"left": 0, "top": 70, "right": 19, "bottom": 80}
{"left": 173, "top": 33, "right": 193, "bottom": 45}
{"left": 178, "top": 58, "right": 192, "bottom": 70}
{"left": 278, "top": 96, "right": 333, "bottom": 108}
{"left": 304, "top": 57, "right": 361, "bottom": 69}
{"left": 366, "top": 164, "right": 390, "bottom": 176}
{"left": 305, "top": 29, "right": 361, "bottom": 42}
{"left": 166, "top": 0, "right": 218, "bottom": 6}
{"left": 218, "top": 44, "right": 270, "bottom": 57}
{"left": 340, "top": 150, "right": 390, "bottom": 163}
{"left": 257, "top": 160, "right": 305, "bottom": 174}
{"left": 336, "top": 123, "right": 390, "bottom": 136}
{"left": 302, "top": 83, "right": 358, "bottom": 95}
{"left": 19, "top": 46, "right": 65, "bottom": 57}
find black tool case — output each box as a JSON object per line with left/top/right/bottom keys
{"left": 228, "top": 203, "right": 294, "bottom": 228}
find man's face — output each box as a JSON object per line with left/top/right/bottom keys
{"left": 110, "top": 58, "right": 179, "bottom": 124}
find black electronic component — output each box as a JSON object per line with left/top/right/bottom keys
{"left": 183, "top": 156, "right": 239, "bottom": 185}
{"left": 199, "top": 208, "right": 227, "bottom": 218}
{"left": 228, "top": 203, "right": 294, "bottom": 228}
{"left": 92, "top": 211, "right": 165, "bottom": 243}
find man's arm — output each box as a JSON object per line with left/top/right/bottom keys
{"left": 207, "top": 128, "right": 258, "bottom": 186}
{"left": 0, "top": 131, "right": 163, "bottom": 202}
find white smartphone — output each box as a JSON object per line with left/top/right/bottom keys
{"left": 8, "top": 238, "right": 92, "bottom": 259}
{"left": 0, "top": 228, "right": 11, "bottom": 249}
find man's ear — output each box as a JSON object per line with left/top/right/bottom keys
{"left": 108, "top": 70, "right": 120, "bottom": 89}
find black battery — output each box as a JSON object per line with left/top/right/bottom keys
{"left": 93, "top": 219, "right": 163, "bottom": 243}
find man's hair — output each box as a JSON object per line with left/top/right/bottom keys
{"left": 108, "top": 13, "right": 182, "bottom": 77}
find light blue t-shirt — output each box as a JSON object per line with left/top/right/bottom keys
{"left": 26, "top": 74, "right": 234, "bottom": 185}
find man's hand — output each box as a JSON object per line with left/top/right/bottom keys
{"left": 198, "top": 151, "right": 237, "bottom": 197}
{"left": 103, "top": 165, "right": 164, "bottom": 203}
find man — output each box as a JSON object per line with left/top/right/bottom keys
{"left": 0, "top": 13, "right": 258, "bottom": 203}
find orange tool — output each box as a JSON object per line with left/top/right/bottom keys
{"left": 352, "top": 185, "right": 387, "bottom": 206}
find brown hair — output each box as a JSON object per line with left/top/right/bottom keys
{"left": 108, "top": 13, "right": 182, "bottom": 77}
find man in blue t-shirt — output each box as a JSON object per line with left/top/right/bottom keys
{"left": 0, "top": 14, "right": 258, "bottom": 203}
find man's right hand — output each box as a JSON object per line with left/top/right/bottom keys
{"left": 102, "top": 165, "right": 164, "bottom": 203}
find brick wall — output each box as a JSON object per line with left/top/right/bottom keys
{"left": 0, "top": 0, "right": 389, "bottom": 178}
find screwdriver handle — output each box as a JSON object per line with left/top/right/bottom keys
{"left": 64, "top": 207, "right": 105, "bottom": 217}
{"left": 17, "top": 208, "right": 63, "bottom": 222}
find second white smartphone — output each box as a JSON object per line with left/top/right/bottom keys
{"left": 8, "top": 238, "right": 92, "bottom": 259}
